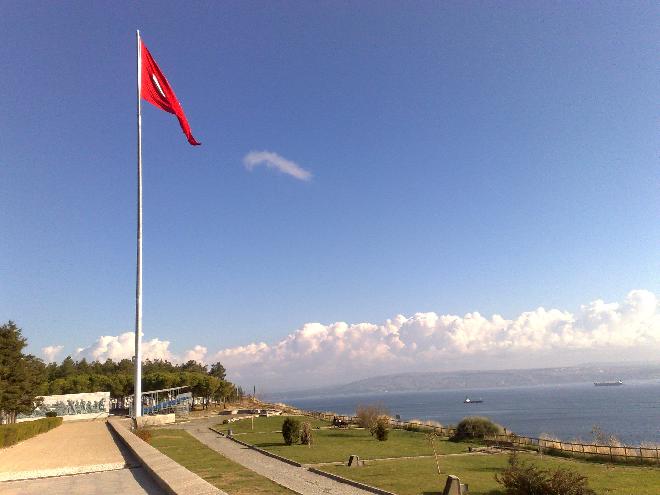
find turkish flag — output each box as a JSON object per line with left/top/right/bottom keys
{"left": 140, "top": 39, "right": 201, "bottom": 146}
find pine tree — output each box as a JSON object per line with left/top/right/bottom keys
{"left": 0, "top": 321, "right": 46, "bottom": 423}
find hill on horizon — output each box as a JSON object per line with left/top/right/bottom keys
{"left": 274, "top": 362, "right": 660, "bottom": 398}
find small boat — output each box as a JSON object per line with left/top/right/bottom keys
{"left": 594, "top": 380, "right": 623, "bottom": 386}
{"left": 464, "top": 396, "right": 483, "bottom": 404}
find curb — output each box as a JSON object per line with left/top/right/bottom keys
{"left": 108, "top": 418, "right": 226, "bottom": 495}
{"left": 209, "top": 427, "right": 303, "bottom": 467}
{"left": 308, "top": 467, "right": 399, "bottom": 495}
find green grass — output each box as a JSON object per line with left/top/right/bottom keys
{"left": 149, "top": 429, "right": 295, "bottom": 495}
{"left": 236, "top": 427, "right": 477, "bottom": 464}
{"left": 214, "top": 414, "right": 329, "bottom": 434}
{"left": 322, "top": 453, "right": 660, "bottom": 495}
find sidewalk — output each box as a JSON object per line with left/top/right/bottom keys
{"left": 0, "top": 420, "right": 127, "bottom": 481}
{"left": 179, "top": 418, "right": 376, "bottom": 495}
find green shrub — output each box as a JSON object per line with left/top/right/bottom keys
{"left": 282, "top": 417, "right": 301, "bottom": 445}
{"left": 300, "top": 421, "right": 313, "bottom": 446}
{"left": 374, "top": 417, "right": 389, "bottom": 441}
{"left": 0, "top": 417, "right": 63, "bottom": 448}
{"left": 452, "top": 416, "right": 502, "bottom": 441}
{"left": 45, "top": 411, "right": 57, "bottom": 418}
{"left": 496, "top": 453, "right": 595, "bottom": 495}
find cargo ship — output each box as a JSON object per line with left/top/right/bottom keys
{"left": 594, "top": 380, "right": 623, "bottom": 386}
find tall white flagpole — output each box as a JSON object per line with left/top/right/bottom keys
{"left": 134, "top": 29, "right": 143, "bottom": 419}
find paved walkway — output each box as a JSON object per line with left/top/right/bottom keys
{"left": 0, "top": 419, "right": 165, "bottom": 495}
{"left": 0, "top": 420, "right": 128, "bottom": 481}
{"left": 176, "top": 417, "right": 374, "bottom": 495}
{"left": 0, "top": 466, "right": 164, "bottom": 495}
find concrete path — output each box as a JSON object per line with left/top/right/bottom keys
{"left": 177, "top": 417, "right": 374, "bottom": 495}
{"left": 0, "top": 420, "right": 126, "bottom": 481}
{"left": 0, "top": 466, "right": 164, "bottom": 495}
{"left": 0, "top": 419, "right": 165, "bottom": 495}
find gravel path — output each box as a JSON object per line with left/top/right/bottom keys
{"left": 178, "top": 418, "right": 375, "bottom": 495}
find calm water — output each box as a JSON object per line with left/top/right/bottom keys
{"left": 274, "top": 380, "right": 660, "bottom": 445}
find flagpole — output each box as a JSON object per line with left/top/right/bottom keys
{"left": 134, "top": 29, "right": 143, "bottom": 419}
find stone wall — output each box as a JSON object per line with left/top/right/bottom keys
{"left": 16, "top": 391, "right": 110, "bottom": 422}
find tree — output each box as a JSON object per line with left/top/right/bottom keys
{"left": 0, "top": 321, "right": 46, "bottom": 423}
{"left": 374, "top": 417, "right": 389, "bottom": 441}
{"left": 180, "top": 360, "right": 207, "bottom": 374}
{"left": 300, "top": 421, "right": 313, "bottom": 446}
{"left": 356, "top": 403, "right": 389, "bottom": 435}
{"left": 209, "top": 362, "right": 226, "bottom": 381}
{"left": 57, "top": 356, "right": 76, "bottom": 378}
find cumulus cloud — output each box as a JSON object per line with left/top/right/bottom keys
{"left": 42, "top": 345, "right": 64, "bottom": 363}
{"left": 75, "top": 332, "right": 175, "bottom": 362}
{"left": 243, "top": 150, "right": 312, "bottom": 181}
{"left": 65, "top": 290, "right": 660, "bottom": 389}
{"left": 72, "top": 332, "right": 211, "bottom": 366}
{"left": 183, "top": 345, "right": 207, "bottom": 363}
{"left": 210, "top": 290, "right": 660, "bottom": 389}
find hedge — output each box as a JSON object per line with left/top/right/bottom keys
{"left": 0, "top": 417, "right": 63, "bottom": 448}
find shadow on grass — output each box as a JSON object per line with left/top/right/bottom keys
{"left": 325, "top": 432, "right": 369, "bottom": 438}
{"left": 253, "top": 442, "right": 287, "bottom": 448}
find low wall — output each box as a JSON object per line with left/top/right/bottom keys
{"left": 135, "top": 414, "right": 176, "bottom": 427}
{"left": 16, "top": 392, "right": 110, "bottom": 422}
{"left": 108, "top": 417, "right": 225, "bottom": 495}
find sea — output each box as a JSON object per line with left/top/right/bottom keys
{"left": 272, "top": 379, "right": 660, "bottom": 445}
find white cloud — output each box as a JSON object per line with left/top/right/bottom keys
{"left": 183, "top": 345, "right": 207, "bottom": 363}
{"left": 42, "top": 345, "right": 64, "bottom": 363}
{"left": 65, "top": 290, "right": 660, "bottom": 390}
{"left": 243, "top": 150, "right": 312, "bottom": 181}
{"left": 209, "top": 290, "right": 660, "bottom": 389}
{"left": 75, "top": 332, "right": 175, "bottom": 362}
{"left": 73, "top": 332, "right": 210, "bottom": 366}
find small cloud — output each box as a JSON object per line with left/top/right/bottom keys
{"left": 183, "top": 345, "right": 207, "bottom": 363}
{"left": 243, "top": 150, "right": 312, "bottom": 181}
{"left": 42, "top": 345, "right": 64, "bottom": 363}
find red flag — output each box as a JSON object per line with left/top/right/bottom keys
{"left": 140, "top": 39, "right": 201, "bottom": 145}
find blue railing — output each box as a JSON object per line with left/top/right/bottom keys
{"left": 142, "top": 394, "right": 191, "bottom": 415}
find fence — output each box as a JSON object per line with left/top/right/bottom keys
{"left": 303, "top": 409, "right": 660, "bottom": 466}
{"left": 484, "top": 433, "right": 660, "bottom": 465}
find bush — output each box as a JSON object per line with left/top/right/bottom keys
{"left": 374, "top": 417, "right": 389, "bottom": 441}
{"left": 0, "top": 417, "right": 63, "bottom": 448}
{"left": 134, "top": 428, "right": 152, "bottom": 443}
{"left": 45, "top": 411, "right": 57, "bottom": 418}
{"left": 356, "top": 403, "right": 389, "bottom": 435}
{"left": 282, "top": 417, "right": 301, "bottom": 445}
{"left": 300, "top": 421, "right": 313, "bottom": 446}
{"left": 452, "top": 416, "right": 502, "bottom": 441}
{"left": 496, "top": 453, "right": 595, "bottom": 495}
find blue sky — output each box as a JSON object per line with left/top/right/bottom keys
{"left": 1, "top": 2, "right": 658, "bottom": 386}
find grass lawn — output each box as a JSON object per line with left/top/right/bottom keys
{"left": 149, "top": 429, "right": 295, "bottom": 495}
{"left": 235, "top": 427, "right": 477, "bottom": 464}
{"left": 214, "top": 415, "right": 330, "bottom": 434}
{"left": 322, "top": 453, "right": 660, "bottom": 495}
